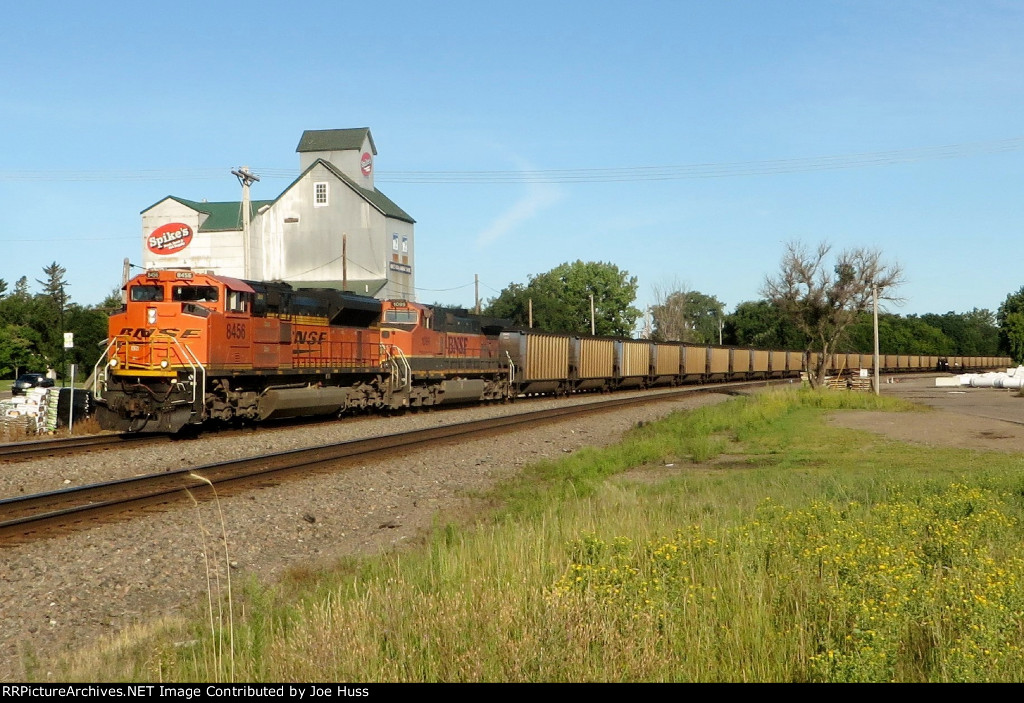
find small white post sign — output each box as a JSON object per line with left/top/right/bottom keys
{"left": 64, "top": 332, "right": 75, "bottom": 433}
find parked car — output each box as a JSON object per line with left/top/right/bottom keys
{"left": 11, "top": 373, "right": 55, "bottom": 396}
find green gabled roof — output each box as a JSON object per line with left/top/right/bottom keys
{"left": 164, "top": 197, "right": 275, "bottom": 231}
{"left": 296, "top": 128, "right": 376, "bottom": 155}
{"left": 318, "top": 160, "right": 414, "bottom": 223}
{"left": 144, "top": 152, "right": 414, "bottom": 229}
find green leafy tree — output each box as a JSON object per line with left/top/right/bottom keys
{"left": 844, "top": 313, "right": 950, "bottom": 355}
{"left": 0, "top": 272, "right": 121, "bottom": 380}
{"left": 484, "top": 283, "right": 532, "bottom": 326}
{"left": 997, "top": 287, "right": 1024, "bottom": 361}
{"left": 35, "top": 262, "right": 71, "bottom": 370}
{"left": 918, "top": 309, "right": 998, "bottom": 356}
{"left": 763, "top": 241, "right": 903, "bottom": 388}
{"left": 0, "top": 324, "right": 36, "bottom": 378}
{"left": 1004, "top": 313, "right": 1024, "bottom": 362}
{"left": 0, "top": 277, "right": 34, "bottom": 327}
{"left": 486, "top": 261, "right": 641, "bottom": 337}
{"left": 723, "top": 300, "right": 805, "bottom": 349}
{"left": 65, "top": 303, "right": 113, "bottom": 376}
{"left": 0, "top": 277, "right": 46, "bottom": 373}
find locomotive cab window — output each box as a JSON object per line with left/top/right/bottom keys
{"left": 172, "top": 285, "right": 219, "bottom": 304}
{"left": 227, "top": 290, "right": 250, "bottom": 313}
{"left": 130, "top": 285, "right": 165, "bottom": 302}
{"left": 383, "top": 309, "right": 418, "bottom": 328}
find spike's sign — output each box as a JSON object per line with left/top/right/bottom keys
{"left": 147, "top": 223, "right": 194, "bottom": 255}
{"left": 360, "top": 152, "right": 372, "bottom": 176}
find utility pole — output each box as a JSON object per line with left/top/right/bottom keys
{"left": 342, "top": 233, "right": 347, "bottom": 291}
{"left": 475, "top": 274, "right": 480, "bottom": 315}
{"left": 121, "top": 258, "right": 131, "bottom": 304}
{"left": 590, "top": 294, "right": 596, "bottom": 335}
{"left": 231, "top": 166, "right": 260, "bottom": 278}
{"left": 873, "top": 284, "right": 880, "bottom": 396}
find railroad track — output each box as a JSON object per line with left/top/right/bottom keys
{"left": 0, "top": 381, "right": 771, "bottom": 545}
{"left": 0, "top": 432, "right": 167, "bottom": 462}
{"left": 0, "top": 378, "right": 769, "bottom": 463}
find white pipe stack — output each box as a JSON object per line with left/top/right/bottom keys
{"left": 944, "top": 366, "right": 1024, "bottom": 389}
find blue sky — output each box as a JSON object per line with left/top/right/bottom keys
{"left": 2, "top": 1, "right": 1022, "bottom": 323}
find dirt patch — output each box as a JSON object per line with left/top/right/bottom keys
{"left": 828, "top": 409, "right": 1024, "bottom": 453}
{"left": 622, "top": 379, "right": 1024, "bottom": 488}
{"left": 829, "top": 376, "right": 1024, "bottom": 453}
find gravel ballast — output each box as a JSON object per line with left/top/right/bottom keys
{"left": 0, "top": 389, "right": 730, "bottom": 680}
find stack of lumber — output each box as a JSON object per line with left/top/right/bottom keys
{"left": 823, "top": 372, "right": 874, "bottom": 392}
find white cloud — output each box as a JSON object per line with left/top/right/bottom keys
{"left": 475, "top": 183, "right": 562, "bottom": 247}
{"left": 474, "top": 154, "right": 563, "bottom": 248}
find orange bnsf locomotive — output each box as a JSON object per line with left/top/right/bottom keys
{"left": 93, "top": 269, "right": 511, "bottom": 432}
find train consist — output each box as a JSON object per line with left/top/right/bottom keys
{"left": 93, "top": 269, "right": 1012, "bottom": 433}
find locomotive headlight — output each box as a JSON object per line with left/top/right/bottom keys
{"left": 147, "top": 307, "right": 157, "bottom": 325}
{"left": 109, "top": 358, "right": 119, "bottom": 368}
{"left": 160, "top": 360, "right": 169, "bottom": 369}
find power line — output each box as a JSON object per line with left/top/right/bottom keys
{"left": 371, "top": 137, "right": 1024, "bottom": 183}
{"left": 413, "top": 281, "right": 475, "bottom": 293}
{"left": 0, "top": 235, "right": 136, "bottom": 243}
{"left": 1, "top": 136, "right": 1020, "bottom": 184}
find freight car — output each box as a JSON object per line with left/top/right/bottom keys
{"left": 94, "top": 269, "right": 1014, "bottom": 433}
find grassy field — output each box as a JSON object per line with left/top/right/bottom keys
{"left": 55, "top": 388, "right": 1024, "bottom": 682}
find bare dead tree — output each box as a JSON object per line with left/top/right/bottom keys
{"left": 649, "top": 278, "right": 725, "bottom": 343}
{"left": 762, "top": 241, "right": 903, "bottom": 388}
{"left": 650, "top": 278, "right": 695, "bottom": 342}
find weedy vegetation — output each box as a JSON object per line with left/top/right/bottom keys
{"left": 53, "top": 388, "right": 1024, "bottom": 682}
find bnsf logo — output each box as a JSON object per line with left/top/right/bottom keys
{"left": 446, "top": 336, "right": 468, "bottom": 355}
{"left": 118, "top": 327, "right": 201, "bottom": 339}
{"left": 293, "top": 330, "right": 328, "bottom": 345}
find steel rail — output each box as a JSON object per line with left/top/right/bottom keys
{"left": 0, "top": 433, "right": 166, "bottom": 462}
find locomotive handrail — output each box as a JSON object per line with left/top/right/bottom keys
{"left": 394, "top": 346, "right": 411, "bottom": 391}
{"left": 92, "top": 337, "right": 120, "bottom": 400}
{"left": 379, "top": 344, "right": 396, "bottom": 390}
{"left": 172, "top": 338, "right": 206, "bottom": 410}
{"left": 99, "top": 333, "right": 206, "bottom": 411}
{"left": 379, "top": 344, "right": 411, "bottom": 392}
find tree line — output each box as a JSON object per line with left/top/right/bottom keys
{"left": 482, "top": 247, "right": 1016, "bottom": 388}
{"left": 0, "top": 262, "right": 119, "bottom": 380}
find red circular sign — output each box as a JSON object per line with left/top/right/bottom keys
{"left": 360, "top": 152, "right": 373, "bottom": 176}
{"left": 147, "top": 222, "right": 194, "bottom": 255}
